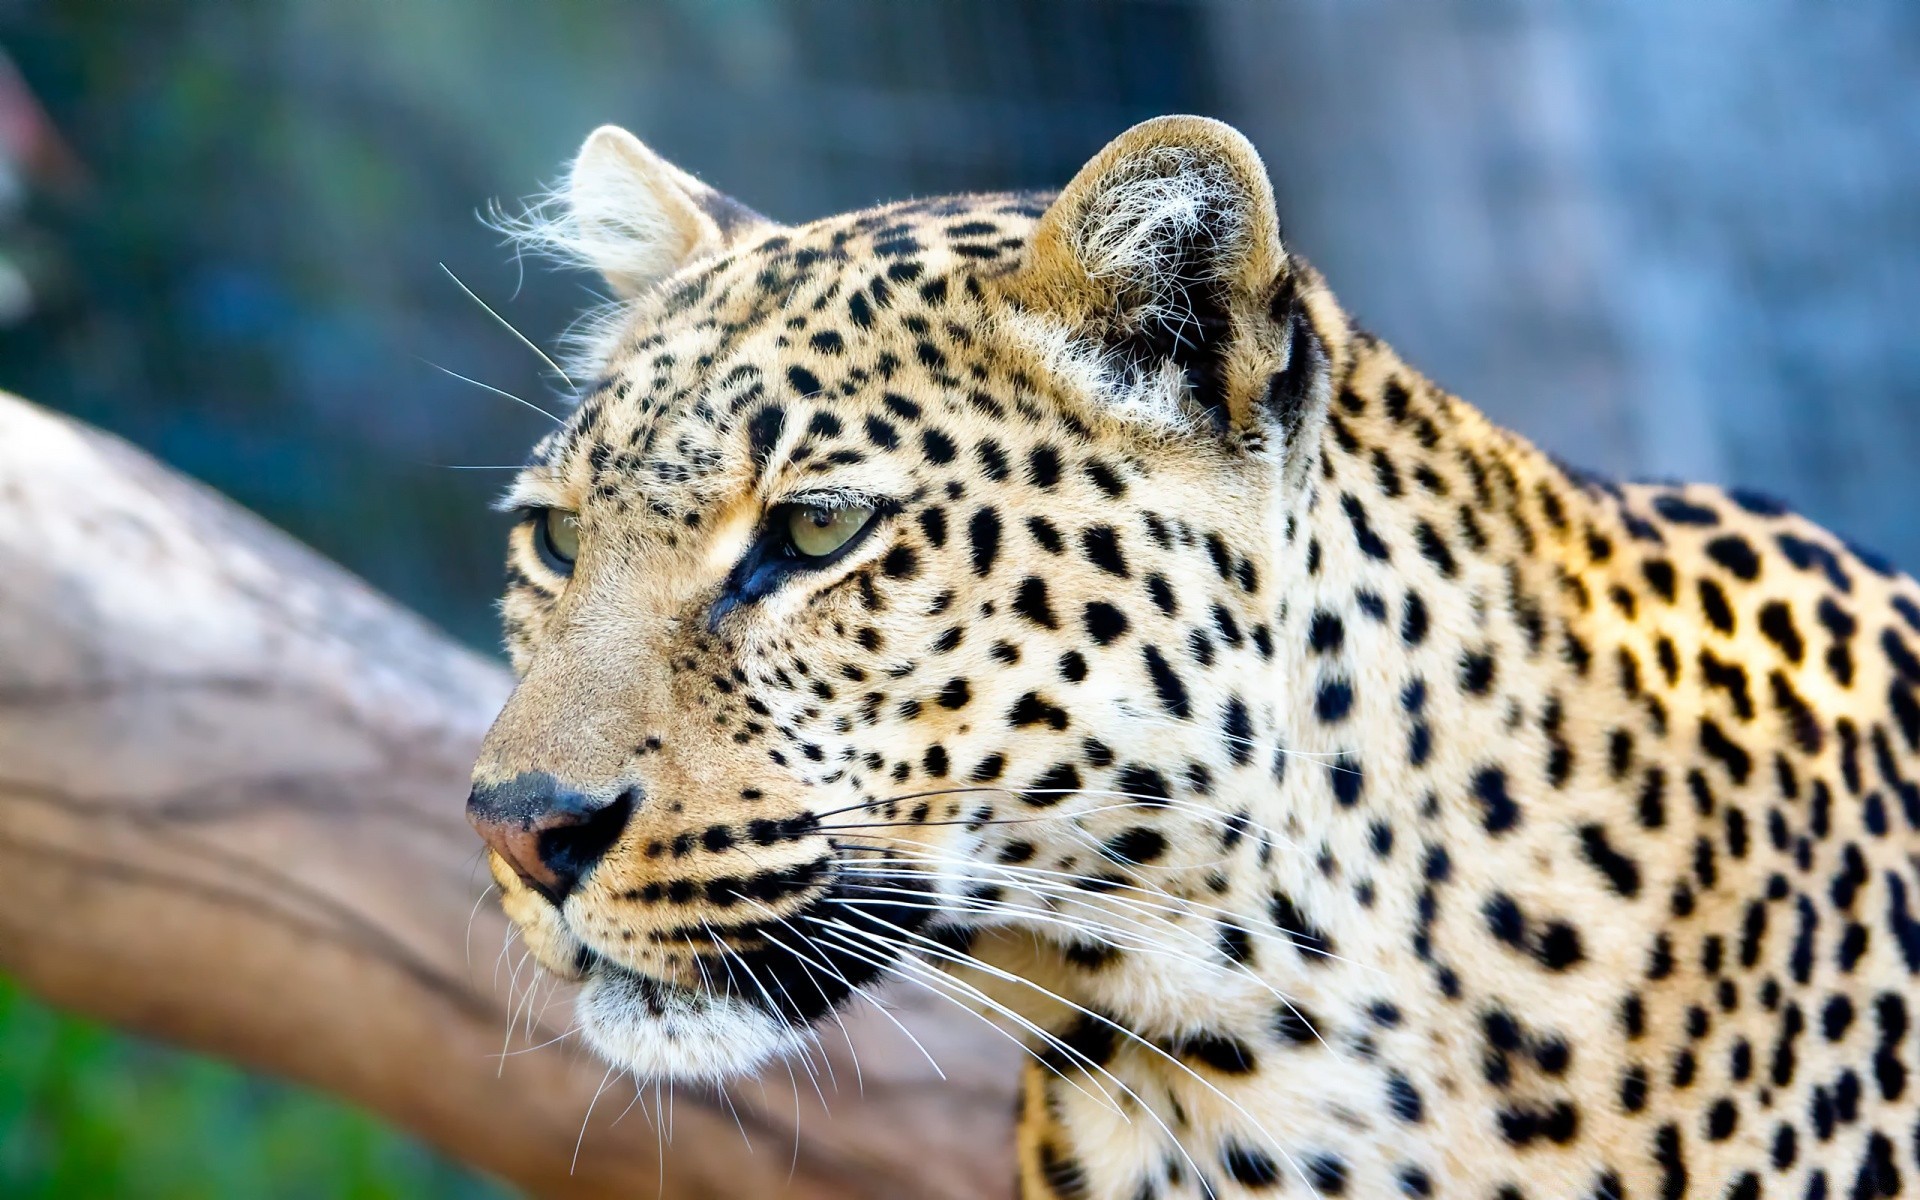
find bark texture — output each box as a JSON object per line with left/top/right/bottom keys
{"left": 0, "top": 392, "right": 1015, "bottom": 1199}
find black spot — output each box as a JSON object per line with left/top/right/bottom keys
{"left": 1643, "top": 559, "right": 1678, "bottom": 602}
{"left": 1531, "top": 922, "right": 1583, "bottom": 970}
{"left": 1779, "top": 532, "right": 1853, "bottom": 592}
{"left": 1144, "top": 573, "right": 1177, "bottom": 617}
{"left": 1579, "top": 824, "right": 1642, "bottom": 896}
{"left": 785, "top": 366, "right": 823, "bottom": 398}
{"left": 1081, "top": 525, "right": 1129, "bottom": 577}
{"left": 1274, "top": 1004, "right": 1318, "bottom": 1043}
{"left": 1010, "top": 576, "right": 1057, "bottom": 630}
{"left": 1402, "top": 593, "right": 1429, "bottom": 646}
{"left": 1061, "top": 939, "right": 1119, "bottom": 970}
{"left": 1082, "top": 601, "right": 1130, "bottom": 646}
{"left": 1700, "top": 719, "right": 1754, "bottom": 783}
{"left": 1217, "top": 923, "right": 1253, "bottom": 965}
{"left": 1621, "top": 1065, "right": 1649, "bottom": 1112}
{"left": 747, "top": 405, "right": 787, "bottom": 467}
{"left": 1085, "top": 459, "right": 1126, "bottom": 498}
{"left": 1773, "top": 670, "right": 1825, "bottom": 754}
{"left": 975, "top": 439, "right": 1009, "bottom": 481}
{"left": 1772, "top": 1122, "right": 1798, "bottom": 1170}
{"left": 1104, "top": 827, "right": 1167, "bottom": 865}
{"left": 1654, "top": 494, "right": 1720, "bottom": 525}
{"left": 920, "top": 428, "right": 957, "bottom": 464}
{"left": 1316, "top": 678, "right": 1355, "bottom": 723}
{"left": 1058, "top": 651, "right": 1088, "bottom": 683}
{"left": 1310, "top": 611, "right": 1345, "bottom": 653}
{"left": 1027, "top": 515, "right": 1064, "bottom": 554}
{"left": 1461, "top": 651, "right": 1497, "bottom": 695}
{"left": 1851, "top": 1132, "right": 1898, "bottom": 1200}
{"left": 1221, "top": 1141, "right": 1280, "bottom": 1188}
{"left": 1706, "top": 535, "right": 1762, "bottom": 580}
{"left": 1387, "top": 1072, "right": 1424, "bottom": 1123}
{"left": 1024, "top": 763, "right": 1080, "bottom": 808}
{"left": 1342, "top": 493, "right": 1391, "bottom": 559}
{"left": 1304, "top": 1154, "right": 1348, "bottom": 1196}
{"left": 1730, "top": 488, "right": 1790, "bottom": 516}
{"left": 1654, "top": 1123, "right": 1687, "bottom": 1200}
{"left": 1270, "top": 891, "right": 1330, "bottom": 954}
{"left": 967, "top": 507, "right": 1001, "bottom": 576}
{"left": 1706, "top": 1098, "right": 1738, "bottom": 1140}
{"left": 1474, "top": 767, "right": 1522, "bottom": 833}
{"left": 1222, "top": 699, "right": 1255, "bottom": 766}
{"left": 1485, "top": 893, "right": 1526, "bottom": 945}
{"left": 1007, "top": 691, "right": 1069, "bottom": 731}
{"left": 1330, "top": 754, "right": 1364, "bottom": 808}
{"left": 1178, "top": 1032, "right": 1257, "bottom": 1074}
{"left": 1025, "top": 446, "right": 1061, "bottom": 489}
{"left": 1143, "top": 645, "right": 1192, "bottom": 718}
{"left": 870, "top": 542, "right": 922, "bottom": 588}
{"left": 1889, "top": 871, "right": 1920, "bottom": 972}
{"left": 1415, "top": 521, "right": 1457, "bottom": 577}
{"left": 1699, "top": 579, "right": 1736, "bottom": 634}
{"left": 1373, "top": 448, "right": 1404, "bottom": 496}
{"left": 968, "top": 753, "right": 1006, "bottom": 783}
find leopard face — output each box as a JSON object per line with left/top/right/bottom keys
{"left": 471, "top": 118, "right": 1920, "bottom": 1199}
{"left": 468, "top": 117, "right": 1328, "bottom": 1084}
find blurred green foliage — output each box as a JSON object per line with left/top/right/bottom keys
{"left": 0, "top": 978, "right": 512, "bottom": 1198}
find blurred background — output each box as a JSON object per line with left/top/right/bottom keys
{"left": 0, "top": 0, "right": 1913, "bottom": 1195}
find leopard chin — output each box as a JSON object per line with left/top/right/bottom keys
{"left": 576, "top": 961, "right": 806, "bottom": 1085}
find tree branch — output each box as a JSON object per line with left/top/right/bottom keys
{"left": 0, "top": 393, "right": 1015, "bottom": 1199}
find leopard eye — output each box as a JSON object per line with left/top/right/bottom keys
{"left": 533, "top": 507, "right": 580, "bottom": 573}
{"left": 786, "top": 504, "right": 873, "bottom": 558}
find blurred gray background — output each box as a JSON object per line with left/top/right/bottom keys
{"left": 0, "top": 1, "right": 1913, "bottom": 1195}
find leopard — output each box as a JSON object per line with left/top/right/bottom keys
{"left": 467, "top": 115, "right": 1920, "bottom": 1198}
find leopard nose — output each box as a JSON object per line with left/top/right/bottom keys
{"left": 467, "top": 772, "right": 638, "bottom": 905}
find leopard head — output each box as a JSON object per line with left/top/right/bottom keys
{"left": 468, "top": 116, "right": 1342, "bottom": 1082}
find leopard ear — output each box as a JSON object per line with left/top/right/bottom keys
{"left": 1011, "top": 116, "right": 1320, "bottom": 437}
{"left": 523, "top": 126, "right": 773, "bottom": 298}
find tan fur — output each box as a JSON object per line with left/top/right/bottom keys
{"left": 474, "top": 118, "right": 1920, "bottom": 1197}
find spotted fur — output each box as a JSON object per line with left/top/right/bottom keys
{"left": 470, "top": 118, "right": 1920, "bottom": 1198}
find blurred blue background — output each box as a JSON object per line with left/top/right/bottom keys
{"left": 0, "top": 0, "right": 1913, "bottom": 1194}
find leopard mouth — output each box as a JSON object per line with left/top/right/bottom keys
{"left": 570, "top": 875, "right": 943, "bottom": 1083}
{"left": 576, "top": 957, "right": 811, "bottom": 1083}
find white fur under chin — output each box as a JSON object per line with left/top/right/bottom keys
{"left": 576, "top": 966, "right": 806, "bottom": 1085}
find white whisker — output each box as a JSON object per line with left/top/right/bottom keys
{"left": 736, "top": 896, "right": 947, "bottom": 1081}
{"left": 421, "top": 358, "right": 564, "bottom": 425}
{"left": 440, "top": 262, "right": 576, "bottom": 389}
{"left": 829, "top": 828, "right": 1378, "bottom": 977}
{"left": 572, "top": 1062, "right": 618, "bottom": 1174}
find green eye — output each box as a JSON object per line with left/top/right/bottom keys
{"left": 533, "top": 508, "right": 580, "bottom": 572}
{"left": 787, "top": 504, "right": 873, "bottom": 558}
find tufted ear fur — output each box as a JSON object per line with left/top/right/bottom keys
{"left": 1009, "top": 116, "right": 1326, "bottom": 450}
{"left": 517, "top": 125, "right": 772, "bottom": 299}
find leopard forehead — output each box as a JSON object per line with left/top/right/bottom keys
{"left": 508, "top": 186, "right": 1266, "bottom": 604}
{"left": 525, "top": 194, "right": 1051, "bottom": 518}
